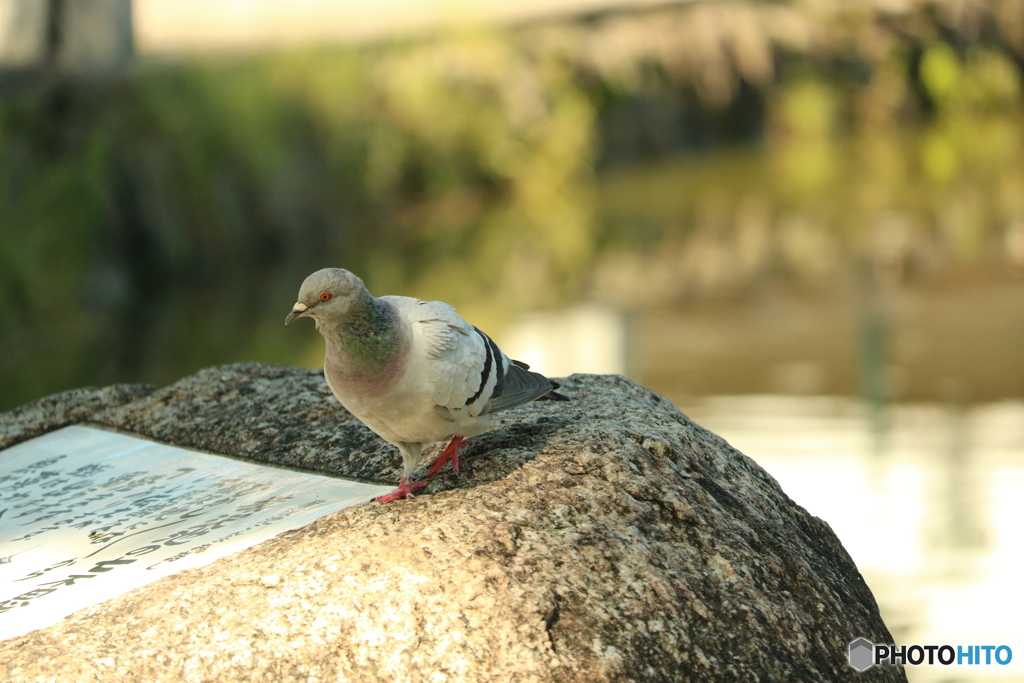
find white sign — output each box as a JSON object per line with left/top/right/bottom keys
{"left": 0, "top": 425, "right": 393, "bottom": 641}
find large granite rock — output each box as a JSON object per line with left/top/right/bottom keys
{"left": 0, "top": 363, "right": 905, "bottom": 682}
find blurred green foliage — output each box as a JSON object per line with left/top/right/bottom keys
{"left": 1, "top": 1, "right": 1023, "bottom": 410}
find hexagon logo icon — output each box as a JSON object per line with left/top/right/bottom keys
{"left": 849, "top": 637, "right": 875, "bottom": 671}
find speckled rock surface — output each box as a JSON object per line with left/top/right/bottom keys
{"left": 97, "top": 364, "right": 404, "bottom": 483}
{"left": 0, "top": 383, "right": 156, "bottom": 451}
{"left": 0, "top": 363, "right": 905, "bottom": 682}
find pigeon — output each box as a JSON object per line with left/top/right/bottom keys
{"left": 285, "top": 268, "right": 568, "bottom": 503}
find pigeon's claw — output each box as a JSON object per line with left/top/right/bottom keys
{"left": 426, "top": 436, "right": 469, "bottom": 479}
{"left": 374, "top": 476, "right": 426, "bottom": 504}
{"left": 450, "top": 438, "right": 469, "bottom": 474}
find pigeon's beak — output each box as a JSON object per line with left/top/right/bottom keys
{"left": 285, "top": 302, "right": 309, "bottom": 326}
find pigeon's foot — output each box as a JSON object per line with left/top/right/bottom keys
{"left": 373, "top": 476, "right": 426, "bottom": 504}
{"left": 426, "top": 436, "right": 469, "bottom": 479}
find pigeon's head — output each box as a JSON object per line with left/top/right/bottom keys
{"left": 285, "top": 268, "right": 370, "bottom": 326}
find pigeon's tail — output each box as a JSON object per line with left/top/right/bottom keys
{"left": 511, "top": 360, "right": 568, "bottom": 401}
{"left": 538, "top": 380, "right": 569, "bottom": 402}
{"left": 485, "top": 364, "right": 568, "bottom": 413}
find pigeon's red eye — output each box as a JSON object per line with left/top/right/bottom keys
{"left": 319, "top": 292, "right": 331, "bottom": 302}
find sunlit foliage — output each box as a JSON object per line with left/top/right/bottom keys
{"left": 1, "top": 0, "right": 1022, "bottom": 409}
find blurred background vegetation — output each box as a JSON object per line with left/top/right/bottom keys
{"left": 1, "top": 0, "right": 1023, "bottom": 410}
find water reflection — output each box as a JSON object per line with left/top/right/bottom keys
{"left": 684, "top": 397, "right": 1024, "bottom": 682}
{"left": 503, "top": 305, "right": 629, "bottom": 378}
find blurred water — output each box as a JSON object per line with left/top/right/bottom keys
{"left": 685, "top": 397, "right": 1024, "bottom": 682}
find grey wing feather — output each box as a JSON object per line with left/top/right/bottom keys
{"left": 484, "top": 363, "right": 560, "bottom": 413}
{"left": 398, "top": 295, "right": 564, "bottom": 415}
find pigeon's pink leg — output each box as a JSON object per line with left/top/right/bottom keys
{"left": 449, "top": 438, "right": 468, "bottom": 475}
{"left": 373, "top": 476, "right": 427, "bottom": 504}
{"left": 425, "top": 436, "right": 469, "bottom": 479}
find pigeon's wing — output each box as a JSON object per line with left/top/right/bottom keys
{"left": 395, "top": 297, "right": 559, "bottom": 417}
{"left": 395, "top": 298, "right": 491, "bottom": 416}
